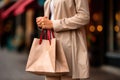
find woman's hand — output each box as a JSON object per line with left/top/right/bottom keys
{"left": 36, "top": 16, "right": 53, "bottom": 29}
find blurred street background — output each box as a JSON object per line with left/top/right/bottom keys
{"left": 0, "top": 0, "right": 120, "bottom": 80}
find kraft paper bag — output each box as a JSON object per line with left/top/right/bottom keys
{"left": 26, "top": 31, "right": 69, "bottom": 76}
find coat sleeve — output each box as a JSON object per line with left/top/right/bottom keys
{"left": 52, "top": 0, "right": 90, "bottom": 32}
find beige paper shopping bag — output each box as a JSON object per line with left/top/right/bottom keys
{"left": 26, "top": 30, "right": 69, "bottom": 76}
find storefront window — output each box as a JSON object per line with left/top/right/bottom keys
{"left": 114, "top": 0, "right": 120, "bottom": 52}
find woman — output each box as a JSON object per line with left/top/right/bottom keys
{"left": 36, "top": 0, "right": 90, "bottom": 80}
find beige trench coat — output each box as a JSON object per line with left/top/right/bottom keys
{"left": 44, "top": 0, "right": 90, "bottom": 79}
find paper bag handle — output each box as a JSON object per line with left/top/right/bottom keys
{"left": 39, "top": 29, "right": 55, "bottom": 45}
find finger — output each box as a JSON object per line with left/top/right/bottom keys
{"left": 36, "top": 17, "right": 43, "bottom": 22}
{"left": 42, "top": 25, "right": 46, "bottom": 29}
{"left": 37, "top": 22, "right": 41, "bottom": 26}
{"left": 37, "top": 21, "right": 44, "bottom": 28}
{"left": 37, "top": 23, "right": 42, "bottom": 28}
{"left": 37, "top": 19, "right": 45, "bottom": 26}
{"left": 41, "top": 18, "right": 45, "bottom": 22}
{"left": 36, "top": 17, "right": 43, "bottom": 20}
{"left": 36, "top": 18, "right": 42, "bottom": 22}
{"left": 37, "top": 24, "right": 42, "bottom": 28}
{"left": 36, "top": 19, "right": 41, "bottom": 23}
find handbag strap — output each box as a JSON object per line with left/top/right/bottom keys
{"left": 39, "top": 29, "right": 44, "bottom": 44}
{"left": 39, "top": 29, "right": 55, "bottom": 45}
{"left": 47, "top": 29, "right": 51, "bottom": 45}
